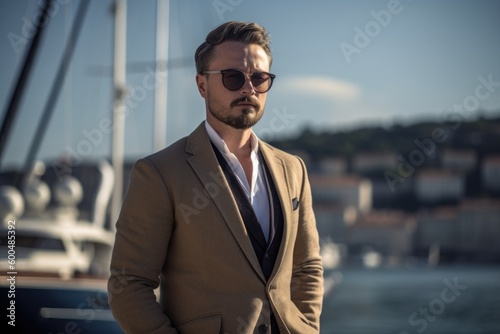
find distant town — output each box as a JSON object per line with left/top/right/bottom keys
{"left": 1, "top": 114, "right": 499, "bottom": 269}
{"left": 270, "top": 114, "right": 500, "bottom": 266}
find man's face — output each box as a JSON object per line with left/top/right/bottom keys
{"left": 196, "top": 41, "right": 271, "bottom": 130}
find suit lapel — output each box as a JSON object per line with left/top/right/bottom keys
{"left": 185, "top": 123, "right": 266, "bottom": 282}
{"left": 211, "top": 144, "right": 268, "bottom": 252}
{"left": 259, "top": 142, "right": 293, "bottom": 278}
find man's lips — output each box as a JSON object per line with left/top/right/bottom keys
{"left": 235, "top": 103, "right": 256, "bottom": 107}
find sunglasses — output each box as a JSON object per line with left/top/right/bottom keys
{"left": 202, "top": 69, "right": 276, "bottom": 93}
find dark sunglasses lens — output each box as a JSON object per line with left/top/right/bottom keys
{"left": 251, "top": 73, "right": 271, "bottom": 91}
{"left": 222, "top": 70, "right": 245, "bottom": 90}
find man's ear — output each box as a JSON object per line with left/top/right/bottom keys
{"left": 196, "top": 73, "right": 207, "bottom": 98}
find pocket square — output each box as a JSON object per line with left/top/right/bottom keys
{"left": 292, "top": 198, "right": 299, "bottom": 210}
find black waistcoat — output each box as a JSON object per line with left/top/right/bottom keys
{"left": 211, "top": 144, "right": 284, "bottom": 281}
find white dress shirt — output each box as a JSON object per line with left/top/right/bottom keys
{"left": 205, "top": 121, "right": 271, "bottom": 241}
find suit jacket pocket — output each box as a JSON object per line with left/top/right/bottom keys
{"left": 176, "top": 313, "right": 222, "bottom": 334}
{"left": 286, "top": 304, "right": 319, "bottom": 333}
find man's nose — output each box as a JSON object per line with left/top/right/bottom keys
{"left": 240, "top": 76, "right": 256, "bottom": 95}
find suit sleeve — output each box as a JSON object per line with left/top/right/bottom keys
{"left": 108, "top": 159, "right": 178, "bottom": 334}
{"left": 290, "top": 156, "right": 324, "bottom": 330}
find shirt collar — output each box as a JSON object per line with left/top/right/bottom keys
{"left": 205, "top": 120, "right": 259, "bottom": 156}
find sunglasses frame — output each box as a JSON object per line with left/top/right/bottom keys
{"left": 202, "top": 69, "right": 276, "bottom": 93}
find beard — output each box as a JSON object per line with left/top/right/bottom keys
{"left": 208, "top": 95, "right": 264, "bottom": 130}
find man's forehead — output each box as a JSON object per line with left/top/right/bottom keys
{"left": 211, "top": 41, "right": 270, "bottom": 69}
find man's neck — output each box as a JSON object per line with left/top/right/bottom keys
{"left": 207, "top": 119, "right": 253, "bottom": 159}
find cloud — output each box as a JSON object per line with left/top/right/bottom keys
{"left": 275, "top": 75, "right": 360, "bottom": 101}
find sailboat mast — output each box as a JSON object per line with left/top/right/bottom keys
{"left": 111, "top": 0, "right": 127, "bottom": 230}
{"left": 154, "top": 0, "right": 170, "bottom": 152}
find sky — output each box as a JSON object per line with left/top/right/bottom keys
{"left": 1, "top": 0, "right": 500, "bottom": 169}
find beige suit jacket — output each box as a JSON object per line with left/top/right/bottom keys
{"left": 108, "top": 123, "right": 323, "bottom": 333}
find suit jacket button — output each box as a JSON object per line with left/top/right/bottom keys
{"left": 258, "top": 324, "right": 269, "bottom": 333}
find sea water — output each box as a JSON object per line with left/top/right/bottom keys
{"left": 320, "top": 265, "right": 500, "bottom": 334}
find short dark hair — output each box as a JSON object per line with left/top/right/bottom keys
{"left": 195, "top": 21, "right": 272, "bottom": 74}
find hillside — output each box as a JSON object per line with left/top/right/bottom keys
{"left": 269, "top": 114, "right": 500, "bottom": 166}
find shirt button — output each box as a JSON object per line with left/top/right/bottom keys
{"left": 258, "top": 324, "right": 269, "bottom": 333}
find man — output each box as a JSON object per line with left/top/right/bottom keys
{"left": 108, "top": 21, "right": 323, "bottom": 333}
